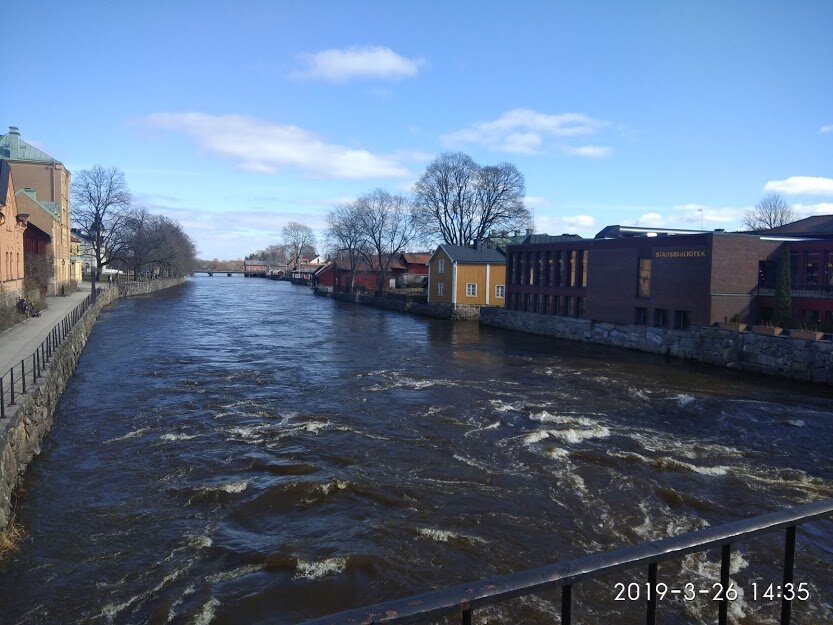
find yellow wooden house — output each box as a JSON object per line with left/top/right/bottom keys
{"left": 427, "top": 242, "right": 507, "bottom": 307}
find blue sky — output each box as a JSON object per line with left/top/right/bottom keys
{"left": 4, "top": 1, "right": 832, "bottom": 259}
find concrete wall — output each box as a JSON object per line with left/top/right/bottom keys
{"left": 0, "top": 278, "right": 184, "bottom": 529}
{"left": 320, "top": 289, "right": 485, "bottom": 320}
{"left": 480, "top": 307, "right": 833, "bottom": 384}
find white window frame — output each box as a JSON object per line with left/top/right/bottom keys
{"left": 495, "top": 284, "right": 505, "bottom": 299}
{"left": 438, "top": 258, "right": 445, "bottom": 273}
{"left": 437, "top": 282, "right": 445, "bottom": 296}
{"left": 466, "top": 283, "right": 477, "bottom": 297}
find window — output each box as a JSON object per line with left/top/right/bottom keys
{"left": 638, "top": 258, "right": 652, "bottom": 298}
{"left": 674, "top": 310, "right": 690, "bottom": 329}
{"left": 568, "top": 251, "right": 577, "bottom": 287}
{"left": 654, "top": 308, "right": 668, "bottom": 327}
{"left": 466, "top": 283, "right": 477, "bottom": 297}
{"left": 575, "top": 297, "right": 585, "bottom": 317}
{"left": 635, "top": 307, "right": 648, "bottom": 325}
{"left": 437, "top": 282, "right": 444, "bottom": 297}
{"left": 581, "top": 250, "right": 589, "bottom": 287}
{"left": 806, "top": 252, "right": 820, "bottom": 288}
{"left": 495, "top": 284, "right": 505, "bottom": 299}
{"left": 437, "top": 258, "right": 445, "bottom": 273}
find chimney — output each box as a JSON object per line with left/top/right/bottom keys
{"left": 7, "top": 126, "right": 20, "bottom": 158}
{"left": 526, "top": 228, "right": 534, "bottom": 235}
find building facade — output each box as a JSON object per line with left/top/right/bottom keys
{"left": 0, "top": 161, "right": 27, "bottom": 296}
{"left": 506, "top": 229, "right": 782, "bottom": 327}
{"left": 427, "top": 243, "right": 507, "bottom": 307}
{"left": 0, "top": 127, "right": 72, "bottom": 295}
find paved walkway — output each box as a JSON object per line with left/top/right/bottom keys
{"left": 0, "top": 287, "right": 100, "bottom": 377}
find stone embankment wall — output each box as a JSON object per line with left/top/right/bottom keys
{"left": 480, "top": 308, "right": 833, "bottom": 384}
{"left": 0, "top": 279, "right": 184, "bottom": 529}
{"left": 319, "top": 289, "right": 484, "bottom": 320}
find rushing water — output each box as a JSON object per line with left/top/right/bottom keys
{"left": 1, "top": 278, "right": 832, "bottom": 625}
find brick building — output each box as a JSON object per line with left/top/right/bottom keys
{"left": 506, "top": 226, "right": 782, "bottom": 328}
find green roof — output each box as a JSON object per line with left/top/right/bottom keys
{"left": 0, "top": 126, "right": 59, "bottom": 163}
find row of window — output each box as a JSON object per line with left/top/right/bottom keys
{"left": 435, "top": 282, "right": 505, "bottom": 299}
{"left": 760, "top": 251, "right": 833, "bottom": 290}
{"left": 507, "top": 250, "right": 589, "bottom": 288}
{"left": 634, "top": 307, "right": 690, "bottom": 329}
{"left": 2, "top": 250, "right": 21, "bottom": 281}
{"left": 508, "top": 293, "right": 585, "bottom": 317}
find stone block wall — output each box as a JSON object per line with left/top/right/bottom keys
{"left": 479, "top": 308, "right": 833, "bottom": 384}
{"left": 0, "top": 279, "right": 184, "bottom": 529}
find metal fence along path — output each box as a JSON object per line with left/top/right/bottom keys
{"left": 0, "top": 289, "right": 102, "bottom": 420}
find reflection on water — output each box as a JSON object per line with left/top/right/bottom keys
{"left": 1, "top": 277, "right": 832, "bottom": 625}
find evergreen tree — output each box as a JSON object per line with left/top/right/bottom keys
{"left": 774, "top": 248, "right": 792, "bottom": 328}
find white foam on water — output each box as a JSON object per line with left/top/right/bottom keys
{"left": 104, "top": 427, "right": 151, "bottom": 444}
{"left": 190, "top": 597, "right": 220, "bottom": 625}
{"left": 186, "top": 535, "right": 213, "bottom": 549}
{"left": 545, "top": 447, "right": 570, "bottom": 460}
{"left": 161, "top": 432, "right": 200, "bottom": 441}
{"left": 205, "top": 564, "right": 262, "bottom": 584}
{"left": 319, "top": 480, "right": 350, "bottom": 496}
{"left": 417, "top": 527, "right": 485, "bottom": 544}
{"left": 548, "top": 424, "right": 610, "bottom": 444}
{"left": 522, "top": 430, "right": 552, "bottom": 445}
{"left": 610, "top": 451, "right": 731, "bottom": 476}
{"left": 293, "top": 557, "right": 347, "bottom": 580}
{"left": 452, "top": 453, "right": 494, "bottom": 473}
{"left": 673, "top": 393, "right": 697, "bottom": 406}
{"left": 785, "top": 419, "right": 805, "bottom": 427}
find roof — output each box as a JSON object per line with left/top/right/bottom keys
{"left": 757, "top": 215, "right": 833, "bottom": 236}
{"left": 594, "top": 225, "right": 710, "bottom": 239}
{"left": 514, "top": 233, "right": 584, "bottom": 246}
{"left": 436, "top": 243, "right": 506, "bottom": 264}
{"left": 0, "top": 127, "right": 59, "bottom": 163}
{"left": 401, "top": 252, "right": 431, "bottom": 265}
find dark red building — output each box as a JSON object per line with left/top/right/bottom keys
{"left": 506, "top": 227, "right": 781, "bottom": 328}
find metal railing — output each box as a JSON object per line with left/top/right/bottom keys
{"left": 301, "top": 498, "right": 833, "bottom": 625}
{"left": 0, "top": 288, "right": 102, "bottom": 419}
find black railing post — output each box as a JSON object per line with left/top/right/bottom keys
{"left": 9, "top": 368, "right": 14, "bottom": 405}
{"left": 32, "top": 354, "right": 36, "bottom": 385}
{"left": 1, "top": 378, "right": 5, "bottom": 419}
{"left": 461, "top": 603, "right": 472, "bottom": 625}
{"left": 21, "top": 360, "right": 25, "bottom": 395}
{"left": 647, "top": 562, "right": 658, "bottom": 625}
{"left": 780, "top": 526, "right": 796, "bottom": 625}
{"left": 562, "top": 584, "right": 572, "bottom": 625}
{"left": 718, "top": 544, "right": 731, "bottom": 625}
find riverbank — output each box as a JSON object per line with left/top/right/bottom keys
{"left": 314, "top": 288, "right": 482, "bottom": 320}
{"left": 0, "top": 278, "right": 184, "bottom": 532}
{"left": 480, "top": 307, "right": 833, "bottom": 385}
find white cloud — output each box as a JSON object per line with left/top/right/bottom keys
{"left": 145, "top": 112, "right": 410, "bottom": 179}
{"left": 563, "top": 214, "right": 596, "bottom": 228}
{"left": 793, "top": 202, "right": 833, "bottom": 216}
{"left": 523, "top": 196, "right": 554, "bottom": 209}
{"left": 294, "top": 46, "right": 424, "bottom": 82}
{"left": 819, "top": 125, "right": 833, "bottom": 134}
{"left": 562, "top": 145, "right": 613, "bottom": 158}
{"left": 764, "top": 176, "right": 833, "bottom": 195}
{"left": 673, "top": 203, "right": 747, "bottom": 225}
{"left": 636, "top": 212, "right": 666, "bottom": 227}
{"left": 443, "top": 108, "right": 610, "bottom": 154}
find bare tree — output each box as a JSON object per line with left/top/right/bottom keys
{"left": 281, "top": 222, "right": 317, "bottom": 271}
{"left": 743, "top": 193, "right": 797, "bottom": 231}
{"left": 72, "top": 165, "right": 132, "bottom": 299}
{"left": 121, "top": 207, "right": 166, "bottom": 279}
{"left": 326, "top": 201, "right": 367, "bottom": 292}
{"left": 356, "top": 189, "right": 418, "bottom": 294}
{"left": 414, "top": 152, "right": 530, "bottom": 246}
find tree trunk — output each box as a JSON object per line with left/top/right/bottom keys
{"left": 91, "top": 267, "right": 98, "bottom": 302}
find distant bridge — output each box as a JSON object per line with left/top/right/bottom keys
{"left": 192, "top": 270, "right": 266, "bottom": 277}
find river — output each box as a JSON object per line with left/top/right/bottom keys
{"left": 1, "top": 277, "right": 832, "bottom": 625}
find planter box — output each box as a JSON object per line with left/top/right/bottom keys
{"left": 789, "top": 329, "right": 824, "bottom": 341}
{"left": 752, "top": 325, "right": 783, "bottom": 336}
{"left": 718, "top": 322, "right": 747, "bottom": 332}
